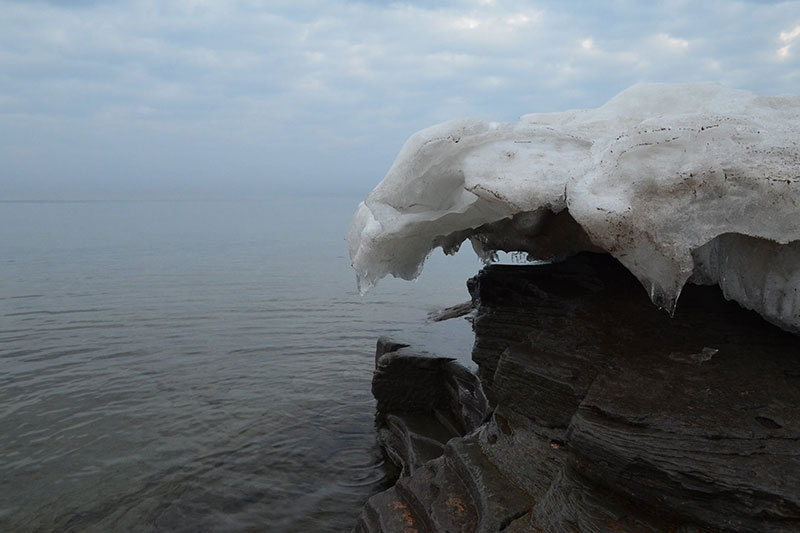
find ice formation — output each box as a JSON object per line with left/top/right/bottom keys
{"left": 347, "top": 83, "right": 800, "bottom": 333}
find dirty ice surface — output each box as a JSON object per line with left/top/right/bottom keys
{"left": 348, "top": 83, "right": 800, "bottom": 333}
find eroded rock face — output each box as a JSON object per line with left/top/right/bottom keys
{"left": 358, "top": 254, "right": 800, "bottom": 532}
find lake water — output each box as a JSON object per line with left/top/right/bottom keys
{"left": 0, "top": 198, "right": 481, "bottom": 532}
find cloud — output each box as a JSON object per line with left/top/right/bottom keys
{"left": 780, "top": 23, "right": 800, "bottom": 42}
{"left": 778, "top": 23, "right": 800, "bottom": 59}
{"left": 652, "top": 33, "right": 691, "bottom": 52}
{"left": 0, "top": 0, "right": 798, "bottom": 198}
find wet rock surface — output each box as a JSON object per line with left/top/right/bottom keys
{"left": 357, "top": 253, "right": 800, "bottom": 532}
{"left": 369, "top": 338, "right": 490, "bottom": 479}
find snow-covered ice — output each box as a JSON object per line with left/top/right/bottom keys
{"left": 347, "top": 83, "right": 800, "bottom": 333}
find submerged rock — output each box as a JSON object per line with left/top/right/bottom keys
{"left": 358, "top": 253, "right": 800, "bottom": 532}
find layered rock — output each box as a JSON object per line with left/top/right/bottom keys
{"left": 357, "top": 253, "right": 800, "bottom": 532}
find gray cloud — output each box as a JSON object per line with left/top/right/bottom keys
{"left": 0, "top": 0, "right": 798, "bottom": 199}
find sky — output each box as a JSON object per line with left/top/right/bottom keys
{"left": 1, "top": 0, "right": 799, "bottom": 200}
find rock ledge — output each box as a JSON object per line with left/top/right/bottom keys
{"left": 356, "top": 253, "right": 800, "bottom": 532}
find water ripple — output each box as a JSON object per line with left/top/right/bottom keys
{"left": 0, "top": 198, "right": 478, "bottom": 532}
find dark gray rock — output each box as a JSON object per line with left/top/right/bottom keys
{"left": 358, "top": 253, "right": 800, "bottom": 532}
{"left": 369, "top": 338, "right": 489, "bottom": 478}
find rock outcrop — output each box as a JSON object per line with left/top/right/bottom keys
{"left": 356, "top": 253, "right": 800, "bottom": 532}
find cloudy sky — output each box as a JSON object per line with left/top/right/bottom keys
{"left": 1, "top": 0, "right": 798, "bottom": 200}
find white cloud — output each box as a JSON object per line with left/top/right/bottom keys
{"left": 571, "top": 36, "right": 645, "bottom": 72}
{"left": 452, "top": 16, "right": 481, "bottom": 30}
{"left": 476, "top": 75, "right": 506, "bottom": 89}
{"left": 0, "top": 0, "right": 798, "bottom": 196}
{"left": 652, "top": 32, "right": 690, "bottom": 52}
{"left": 445, "top": 9, "right": 542, "bottom": 44}
{"left": 777, "top": 23, "right": 800, "bottom": 59}
{"left": 780, "top": 24, "right": 800, "bottom": 42}
{"left": 506, "top": 14, "right": 534, "bottom": 27}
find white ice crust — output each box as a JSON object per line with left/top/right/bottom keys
{"left": 347, "top": 83, "right": 800, "bottom": 333}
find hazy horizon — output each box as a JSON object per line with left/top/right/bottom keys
{"left": 2, "top": 0, "right": 799, "bottom": 201}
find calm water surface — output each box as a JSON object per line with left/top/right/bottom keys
{"left": 0, "top": 198, "right": 480, "bottom": 532}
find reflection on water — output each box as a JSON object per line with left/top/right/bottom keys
{"left": 0, "top": 198, "right": 480, "bottom": 532}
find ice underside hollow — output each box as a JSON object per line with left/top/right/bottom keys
{"left": 347, "top": 83, "right": 800, "bottom": 334}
